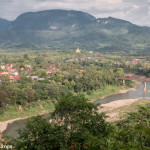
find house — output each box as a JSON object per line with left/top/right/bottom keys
{"left": 20, "top": 67, "right": 24, "bottom": 71}
{"left": 137, "top": 57, "right": 146, "bottom": 59}
{"left": 89, "top": 51, "right": 93, "bottom": 54}
{"left": 38, "top": 78, "right": 45, "bottom": 81}
{"left": 66, "top": 58, "right": 78, "bottom": 62}
{"left": 15, "top": 76, "right": 20, "bottom": 80}
{"left": 71, "top": 67, "right": 77, "bottom": 71}
{"left": 26, "top": 65, "right": 32, "bottom": 69}
{"left": 28, "top": 68, "right": 33, "bottom": 71}
{"left": 6, "top": 67, "right": 12, "bottom": 70}
{"left": 5, "top": 64, "right": 13, "bottom": 70}
{"left": 66, "top": 59, "right": 74, "bottom": 62}
{"left": 0, "top": 71, "right": 9, "bottom": 75}
{"left": 93, "top": 57, "right": 100, "bottom": 61}
{"left": 9, "top": 75, "right": 14, "bottom": 82}
{"left": 30, "top": 76, "right": 39, "bottom": 81}
{"left": 9, "top": 70, "right": 19, "bottom": 76}
{"left": 7, "top": 64, "right": 13, "bottom": 68}
{"left": 132, "top": 59, "right": 139, "bottom": 64}
{"left": 46, "top": 69, "right": 55, "bottom": 74}
{"left": 0, "top": 65, "right": 5, "bottom": 69}
{"left": 13, "top": 71, "right": 19, "bottom": 76}
{"left": 0, "top": 71, "right": 20, "bottom": 82}
{"left": 50, "top": 64, "right": 56, "bottom": 67}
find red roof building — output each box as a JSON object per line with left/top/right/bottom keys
{"left": 7, "top": 64, "right": 12, "bottom": 67}
{"left": 50, "top": 64, "right": 56, "bottom": 67}
{"left": 6, "top": 67, "right": 12, "bottom": 70}
{"left": 15, "top": 76, "right": 20, "bottom": 80}
{"left": 46, "top": 69, "right": 55, "bottom": 73}
{"left": 71, "top": 67, "right": 77, "bottom": 71}
{"left": 0, "top": 71, "right": 9, "bottom": 75}
{"left": 137, "top": 57, "right": 146, "bottom": 59}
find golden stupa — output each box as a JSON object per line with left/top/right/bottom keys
{"left": 75, "top": 48, "right": 81, "bottom": 53}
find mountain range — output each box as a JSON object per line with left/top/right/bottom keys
{"left": 0, "top": 9, "right": 150, "bottom": 52}
{"left": 0, "top": 18, "right": 11, "bottom": 30}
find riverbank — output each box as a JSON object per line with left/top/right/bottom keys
{"left": 0, "top": 100, "right": 54, "bottom": 139}
{"left": 0, "top": 84, "right": 136, "bottom": 121}
{"left": 0, "top": 82, "right": 140, "bottom": 139}
{"left": 90, "top": 82, "right": 140, "bottom": 102}
{"left": 0, "top": 100, "right": 54, "bottom": 122}
{"left": 98, "top": 99, "right": 150, "bottom": 122}
{"left": 0, "top": 111, "right": 53, "bottom": 140}
{"left": 85, "top": 85, "right": 121, "bottom": 102}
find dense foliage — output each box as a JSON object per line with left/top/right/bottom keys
{"left": 2, "top": 94, "right": 150, "bottom": 150}
{"left": 0, "top": 50, "right": 150, "bottom": 149}
{"left": 0, "top": 50, "right": 126, "bottom": 114}
{"left": 0, "top": 10, "right": 150, "bottom": 52}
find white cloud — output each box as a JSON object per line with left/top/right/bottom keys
{"left": 0, "top": 0, "right": 150, "bottom": 26}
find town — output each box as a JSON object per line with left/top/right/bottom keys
{"left": 0, "top": 49, "right": 149, "bottom": 85}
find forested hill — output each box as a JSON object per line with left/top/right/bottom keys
{"left": 0, "top": 9, "right": 150, "bottom": 52}
{"left": 0, "top": 18, "right": 11, "bottom": 30}
{"left": 9, "top": 10, "right": 96, "bottom": 30}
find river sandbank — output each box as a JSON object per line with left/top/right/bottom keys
{"left": 98, "top": 99, "right": 139, "bottom": 122}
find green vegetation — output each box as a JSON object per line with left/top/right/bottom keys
{"left": 85, "top": 85, "right": 121, "bottom": 101}
{"left": 1, "top": 10, "right": 150, "bottom": 52}
{"left": 0, "top": 49, "right": 150, "bottom": 149}
{"left": 0, "top": 100, "right": 54, "bottom": 121}
{"left": 119, "top": 99, "right": 150, "bottom": 119}
{"left": 2, "top": 94, "right": 150, "bottom": 149}
{"left": 0, "top": 18, "right": 11, "bottom": 30}
{"left": 1, "top": 9, "right": 150, "bottom": 149}
{"left": 0, "top": 50, "right": 128, "bottom": 117}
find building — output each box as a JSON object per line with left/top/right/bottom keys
{"left": 89, "top": 51, "right": 93, "bottom": 54}
{"left": 75, "top": 48, "right": 81, "bottom": 53}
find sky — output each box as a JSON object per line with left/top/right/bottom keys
{"left": 0, "top": 0, "right": 150, "bottom": 26}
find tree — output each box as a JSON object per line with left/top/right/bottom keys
{"left": 23, "top": 54, "right": 29, "bottom": 59}
{"left": 13, "top": 94, "right": 112, "bottom": 149}
{"left": 37, "top": 69, "right": 47, "bottom": 78}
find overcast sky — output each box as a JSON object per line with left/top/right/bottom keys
{"left": 0, "top": 0, "right": 150, "bottom": 26}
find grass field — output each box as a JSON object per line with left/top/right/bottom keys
{"left": 0, "top": 100, "right": 54, "bottom": 121}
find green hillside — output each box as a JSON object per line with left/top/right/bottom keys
{"left": 0, "top": 18, "right": 11, "bottom": 30}
{"left": 0, "top": 9, "right": 150, "bottom": 52}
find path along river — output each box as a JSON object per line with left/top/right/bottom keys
{"left": 2, "top": 82, "right": 150, "bottom": 139}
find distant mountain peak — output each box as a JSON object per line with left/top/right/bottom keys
{"left": 96, "top": 17, "right": 131, "bottom": 25}
{"left": 0, "top": 9, "right": 150, "bottom": 52}
{"left": 0, "top": 18, "right": 12, "bottom": 30}
{"left": 9, "top": 9, "right": 96, "bottom": 30}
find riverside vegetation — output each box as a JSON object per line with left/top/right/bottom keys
{"left": 1, "top": 49, "right": 150, "bottom": 149}
{"left": 0, "top": 50, "right": 133, "bottom": 120}
{"left": 1, "top": 94, "right": 150, "bottom": 150}
{"left": 1, "top": 9, "right": 150, "bottom": 53}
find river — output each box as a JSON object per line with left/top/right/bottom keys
{"left": 2, "top": 82, "right": 150, "bottom": 139}
{"left": 95, "top": 82, "right": 150, "bottom": 105}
